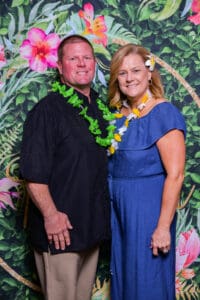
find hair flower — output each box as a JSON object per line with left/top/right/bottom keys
{"left": 145, "top": 54, "right": 155, "bottom": 71}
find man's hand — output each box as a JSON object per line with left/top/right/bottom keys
{"left": 44, "top": 211, "right": 73, "bottom": 250}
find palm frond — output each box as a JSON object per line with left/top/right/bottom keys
{"left": 0, "top": 124, "right": 22, "bottom": 167}
{"left": 106, "top": 16, "right": 139, "bottom": 45}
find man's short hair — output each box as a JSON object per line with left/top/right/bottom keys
{"left": 57, "top": 34, "right": 95, "bottom": 61}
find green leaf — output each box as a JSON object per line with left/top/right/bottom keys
{"left": 31, "top": 22, "right": 49, "bottom": 31}
{"left": 193, "top": 189, "right": 200, "bottom": 200}
{"left": 0, "top": 28, "right": 8, "bottom": 35}
{"left": 18, "top": 6, "right": 25, "bottom": 32}
{"left": 106, "top": 16, "right": 139, "bottom": 45}
{"left": 191, "top": 126, "right": 200, "bottom": 132}
{"left": 161, "top": 47, "right": 172, "bottom": 54}
{"left": 190, "top": 173, "right": 200, "bottom": 184}
{"left": 28, "top": 0, "right": 44, "bottom": 23}
{"left": 11, "top": 0, "right": 24, "bottom": 8}
{"left": 8, "top": 13, "right": 16, "bottom": 40}
{"left": 182, "top": 25, "right": 193, "bottom": 31}
{"left": 16, "top": 94, "right": 25, "bottom": 105}
{"left": 42, "top": 2, "right": 61, "bottom": 16}
{"left": 0, "top": 241, "right": 11, "bottom": 251}
{"left": 93, "top": 44, "right": 111, "bottom": 61}
{"left": 194, "top": 151, "right": 200, "bottom": 158}
{"left": 38, "top": 85, "right": 47, "bottom": 99}
{"left": 138, "top": 6, "right": 152, "bottom": 21}
{"left": 150, "top": 0, "right": 182, "bottom": 21}
{"left": 174, "top": 38, "right": 190, "bottom": 51}
{"left": 0, "top": 218, "right": 13, "bottom": 230}
{"left": 2, "top": 277, "right": 18, "bottom": 288}
{"left": 20, "top": 87, "right": 30, "bottom": 94}
{"left": 104, "top": 0, "right": 118, "bottom": 8}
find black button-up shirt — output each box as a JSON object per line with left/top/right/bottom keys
{"left": 20, "top": 87, "right": 111, "bottom": 254}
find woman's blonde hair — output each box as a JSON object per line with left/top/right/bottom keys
{"left": 108, "top": 44, "right": 164, "bottom": 108}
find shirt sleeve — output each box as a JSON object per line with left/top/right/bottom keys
{"left": 20, "top": 100, "right": 56, "bottom": 184}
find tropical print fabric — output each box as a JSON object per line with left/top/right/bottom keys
{"left": 0, "top": 1, "right": 200, "bottom": 299}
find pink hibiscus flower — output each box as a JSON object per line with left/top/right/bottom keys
{"left": 0, "top": 45, "right": 6, "bottom": 69}
{"left": 188, "top": 0, "right": 200, "bottom": 25}
{"left": 176, "top": 228, "right": 200, "bottom": 272}
{"left": 20, "top": 28, "right": 60, "bottom": 72}
{"left": 78, "top": 2, "right": 108, "bottom": 47}
{"left": 0, "top": 178, "right": 19, "bottom": 210}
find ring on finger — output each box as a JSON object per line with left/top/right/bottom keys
{"left": 163, "top": 248, "right": 169, "bottom": 253}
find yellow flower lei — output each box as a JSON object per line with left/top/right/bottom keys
{"left": 107, "top": 91, "right": 151, "bottom": 155}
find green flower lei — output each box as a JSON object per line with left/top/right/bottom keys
{"left": 52, "top": 81, "right": 116, "bottom": 147}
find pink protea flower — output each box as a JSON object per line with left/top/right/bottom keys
{"left": 0, "top": 178, "right": 19, "bottom": 210}
{"left": 78, "top": 2, "right": 108, "bottom": 47}
{"left": 0, "top": 45, "right": 6, "bottom": 69}
{"left": 188, "top": 0, "right": 200, "bottom": 25}
{"left": 20, "top": 28, "right": 60, "bottom": 72}
{"left": 176, "top": 228, "right": 200, "bottom": 272}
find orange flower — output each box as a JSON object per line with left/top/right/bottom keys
{"left": 181, "top": 268, "right": 195, "bottom": 279}
{"left": 78, "top": 2, "right": 108, "bottom": 47}
{"left": 175, "top": 277, "right": 184, "bottom": 295}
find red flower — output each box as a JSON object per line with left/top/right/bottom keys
{"left": 0, "top": 45, "right": 6, "bottom": 69}
{"left": 181, "top": 268, "right": 195, "bottom": 279}
{"left": 78, "top": 2, "right": 108, "bottom": 47}
{"left": 188, "top": 0, "right": 200, "bottom": 25}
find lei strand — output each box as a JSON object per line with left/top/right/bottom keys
{"left": 108, "top": 90, "right": 151, "bottom": 155}
{"left": 52, "top": 81, "right": 117, "bottom": 147}
{"left": 52, "top": 81, "right": 151, "bottom": 156}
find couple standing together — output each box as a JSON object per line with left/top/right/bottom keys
{"left": 20, "top": 35, "right": 186, "bottom": 300}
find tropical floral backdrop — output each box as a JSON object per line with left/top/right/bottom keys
{"left": 0, "top": 0, "right": 200, "bottom": 299}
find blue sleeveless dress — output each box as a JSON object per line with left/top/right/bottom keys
{"left": 108, "top": 102, "right": 186, "bottom": 300}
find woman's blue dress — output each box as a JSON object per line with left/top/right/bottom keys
{"left": 108, "top": 102, "right": 186, "bottom": 300}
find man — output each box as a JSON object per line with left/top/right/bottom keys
{"left": 20, "top": 35, "right": 110, "bottom": 300}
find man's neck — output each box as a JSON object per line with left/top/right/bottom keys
{"left": 61, "top": 79, "right": 91, "bottom": 102}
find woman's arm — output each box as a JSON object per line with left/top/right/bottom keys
{"left": 151, "top": 129, "right": 185, "bottom": 256}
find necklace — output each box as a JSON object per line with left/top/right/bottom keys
{"left": 108, "top": 91, "right": 151, "bottom": 155}
{"left": 52, "top": 81, "right": 116, "bottom": 147}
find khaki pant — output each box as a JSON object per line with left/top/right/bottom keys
{"left": 34, "top": 246, "right": 99, "bottom": 300}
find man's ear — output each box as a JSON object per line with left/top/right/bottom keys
{"left": 57, "top": 61, "right": 62, "bottom": 75}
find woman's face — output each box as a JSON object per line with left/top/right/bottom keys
{"left": 117, "top": 53, "right": 151, "bottom": 102}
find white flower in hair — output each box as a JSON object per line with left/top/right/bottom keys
{"left": 145, "top": 54, "right": 155, "bottom": 71}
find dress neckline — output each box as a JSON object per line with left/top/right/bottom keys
{"left": 119, "top": 101, "right": 168, "bottom": 121}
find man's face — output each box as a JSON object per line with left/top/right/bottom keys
{"left": 57, "top": 41, "right": 96, "bottom": 94}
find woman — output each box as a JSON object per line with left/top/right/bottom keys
{"left": 108, "top": 44, "right": 186, "bottom": 300}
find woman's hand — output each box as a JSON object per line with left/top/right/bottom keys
{"left": 151, "top": 227, "right": 171, "bottom": 256}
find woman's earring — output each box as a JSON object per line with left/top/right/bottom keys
{"left": 149, "top": 78, "right": 152, "bottom": 85}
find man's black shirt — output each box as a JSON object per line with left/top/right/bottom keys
{"left": 20, "top": 88, "right": 111, "bottom": 254}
